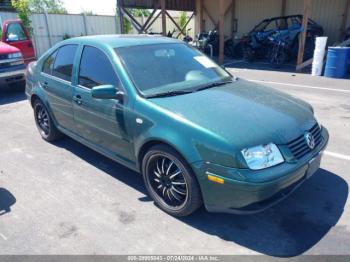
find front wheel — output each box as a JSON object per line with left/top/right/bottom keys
{"left": 142, "top": 145, "right": 202, "bottom": 217}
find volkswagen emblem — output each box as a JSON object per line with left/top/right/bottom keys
{"left": 305, "top": 132, "right": 315, "bottom": 149}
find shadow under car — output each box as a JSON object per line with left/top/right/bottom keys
{"left": 53, "top": 137, "right": 348, "bottom": 257}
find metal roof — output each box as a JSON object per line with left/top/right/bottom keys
{"left": 120, "top": 0, "right": 195, "bottom": 12}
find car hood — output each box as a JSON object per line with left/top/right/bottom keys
{"left": 0, "top": 41, "right": 20, "bottom": 55}
{"left": 149, "top": 79, "right": 316, "bottom": 148}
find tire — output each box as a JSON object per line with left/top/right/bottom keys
{"left": 224, "top": 40, "right": 235, "bottom": 58}
{"left": 243, "top": 47, "right": 255, "bottom": 62}
{"left": 233, "top": 42, "right": 244, "bottom": 59}
{"left": 142, "top": 145, "right": 202, "bottom": 217}
{"left": 33, "top": 99, "right": 63, "bottom": 142}
{"left": 270, "top": 45, "right": 287, "bottom": 67}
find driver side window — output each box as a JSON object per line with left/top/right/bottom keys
{"left": 6, "top": 23, "right": 27, "bottom": 42}
{"left": 78, "top": 46, "right": 120, "bottom": 89}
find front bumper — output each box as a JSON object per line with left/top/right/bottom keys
{"left": 0, "top": 64, "right": 26, "bottom": 89}
{"left": 192, "top": 127, "right": 329, "bottom": 214}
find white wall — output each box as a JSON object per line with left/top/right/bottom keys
{"left": 0, "top": 11, "right": 18, "bottom": 27}
{"left": 31, "top": 13, "right": 118, "bottom": 57}
{"left": 1, "top": 10, "right": 195, "bottom": 57}
{"left": 0, "top": 11, "right": 119, "bottom": 57}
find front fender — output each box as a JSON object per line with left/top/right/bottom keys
{"left": 133, "top": 97, "right": 244, "bottom": 169}
{"left": 133, "top": 119, "right": 203, "bottom": 167}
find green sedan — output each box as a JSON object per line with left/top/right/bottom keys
{"left": 25, "top": 35, "right": 329, "bottom": 217}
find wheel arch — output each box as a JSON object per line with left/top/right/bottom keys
{"left": 29, "top": 91, "right": 59, "bottom": 128}
{"left": 30, "top": 94, "right": 40, "bottom": 107}
{"left": 137, "top": 139, "right": 195, "bottom": 174}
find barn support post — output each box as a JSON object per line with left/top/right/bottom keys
{"left": 231, "top": 0, "right": 236, "bottom": 37}
{"left": 199, "top": 0, "right": 204, "bottom": 33}
{"left": 340, "top": 0, "right": 350, "bottom": 41}
{"left": 203, "top": 1, "right": 232, "bottom": 32}
{"left": 161, "top": 0, "right": 167, "bottom": 36}
{"left": 203, "top": 5, "right": 217, "bottom": 29}
{"left": 281, "top": 0, "right": 287, "bottom": 17}
{"left": 296, "top": 0, "right": 311, "bottom": 71}
{"left": 116, "top": 0, "right": 124, "bottom": 34}
{"left": 195, "top": 0, "right": 203, "bottom": 35}
{"left": 219, "top": 0, "right": 225, "bottom": 64}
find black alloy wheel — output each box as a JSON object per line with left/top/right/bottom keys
{"left": 142, "top": 145, "right": 202, "bottom": 217}
{"left": 33, "top": 99, "right": 63, "bottom": 142}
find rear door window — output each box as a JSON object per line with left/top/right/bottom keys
{"left": 42, "top": 50, "right": 58, "bottom": 75}
{"left": 52, "top": 45, "right": 78, "bottom": 82}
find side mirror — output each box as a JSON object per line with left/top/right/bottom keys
{"left": 91, "top": 85, "right": 124, "bottom": 103}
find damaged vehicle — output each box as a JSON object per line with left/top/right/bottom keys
{"left": 241, "top": 15, "right": 324, "bottom": 62}
{"left": 26, "top": 36, "right": 328, "bottom": 216}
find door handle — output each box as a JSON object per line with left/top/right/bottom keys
{"left": 73, "top": 95, "right": 82, "bottom": 105}
{"left": 41, "top": 82, "right": 48, "bottom": 89}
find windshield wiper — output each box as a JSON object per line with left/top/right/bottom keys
{"left": 194, "top": 80, "right": 234, "bottom": 92}
{"left": 147, "top": 90, "right": 194, "bottom": 98}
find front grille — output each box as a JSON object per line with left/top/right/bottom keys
{"left": 287, "top": 123, "right": 322, "bottom": 159}
{"left": 0, "top": 62, "right": 12, "bottom": 69}
{"left": 0, "top": 54, "right": 9, "bottom": 60}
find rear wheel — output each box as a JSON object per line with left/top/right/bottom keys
{"left": 243, "top": 46, "right": 255, "bottom": 62}
{"left": 224, "top": 39, "right": 235, "bottom": 58}
{"left": 33, "top": 99, "right": 63, "bottom": 142}
{"left": 142, "top": 145, "right": 202, "bottom": 217}
{"left": 270, "top": 44, "right": 287, "bottom": 67}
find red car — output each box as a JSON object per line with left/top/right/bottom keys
{"left": 0, "top": 19, "right": 35, "bottom": 90}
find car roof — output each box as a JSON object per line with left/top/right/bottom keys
{"left": 63, "top": 34, "right": 183, "bottom": 49}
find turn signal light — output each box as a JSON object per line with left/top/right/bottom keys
{"left": 207, "top": 174, "right": 224, "bottom": 184}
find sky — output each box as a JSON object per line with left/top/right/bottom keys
{"left": 62, "top": 0, "right": 116, "bottom": 15}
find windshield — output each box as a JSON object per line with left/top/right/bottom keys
{"left": 115, "top": 43, "right": 231, "bottom": 97}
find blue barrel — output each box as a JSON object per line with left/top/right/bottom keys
{"left": 348, "top": 48, "right": 350, "bottom": 74}
{"left": 324, "top": 47, "right": 350, "bottom": 78}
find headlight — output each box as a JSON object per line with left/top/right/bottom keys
{"left": 8, "top": 52, "right": 23, "bottom": 59}
{"left": 241, "top": 143, "right": 284, "bottom": 170}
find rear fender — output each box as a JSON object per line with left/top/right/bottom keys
{"left": 29, "top": 84, "right": 59, "bottom": 127}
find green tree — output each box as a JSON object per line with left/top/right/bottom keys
{"left": 28, "top": 0, "right": 66, "bottom": 14}
{"left": 132, "top": 9, "right": 150, "bottom": 17}
{"left": 178, "top": 11, "right": 187, "bottom": 32}
{"left": 81, "top": 10, "right": 95, "bottom": 16}
{"left": 11, "top": 0, "right": 31, "bottom": 29}
{"left": 12, "top": 0, "right": 67, "bottom": 32}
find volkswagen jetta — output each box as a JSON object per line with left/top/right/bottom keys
{"left": 25, "top": 35, "right": 329, "bottom": 217}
